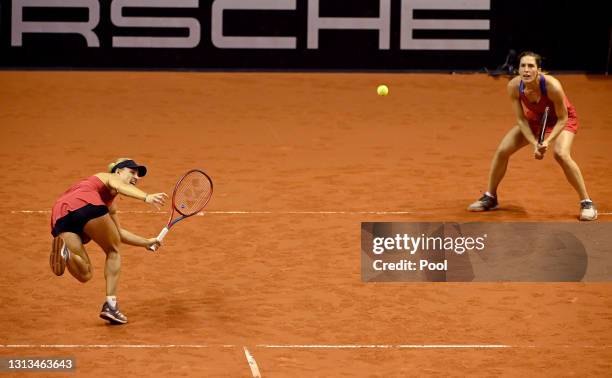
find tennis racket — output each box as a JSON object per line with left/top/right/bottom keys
{"left": 538, "top": 106, "right": 550, "bottom": 144}
{"left": 148, "top": 169, "right": 213, "bottom": 251}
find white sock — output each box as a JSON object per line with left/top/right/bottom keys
{"left": 106, "top": 296, "right": 117, "bottom": 309}
{"left": 580, "top": 199, "right": 592, "bottom": 204}
{"left": 485, "top": 192, "right": 495, "bottom": 198}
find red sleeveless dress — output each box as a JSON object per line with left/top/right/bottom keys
{"left": 50, "top": 176, "right": 116, "bottom": 232}
{"left": 519, "top": 75, "right": 579, "bottom": 135}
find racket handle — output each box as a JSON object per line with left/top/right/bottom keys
{"left": 148, "top": 227, "right": 169, "bottom": 252}
{"left": 539, "top": 106, "right": 550, "bottom": 144}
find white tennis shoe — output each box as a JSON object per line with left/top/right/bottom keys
{"left": 579, "top": 201, "right": 597, "bottom": 221}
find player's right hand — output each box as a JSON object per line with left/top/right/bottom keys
{"left": 145, "top": 237, "right": 161, "bottom": 251}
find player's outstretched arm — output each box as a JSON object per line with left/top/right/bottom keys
{"left": 106, "top": 174, "right": 168, "bottom": 208}
{"left": 120, "top": 229, "right": 160, "bottom": 249}
{"left": 107, "top": 173, "right": 147, "bottom": 200}
{"left": 109, "top": 203, "right": 162, "bottom": 249}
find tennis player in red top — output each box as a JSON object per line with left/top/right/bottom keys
{"left": 468, "top": 51, "right": 597, "bottom": 221}
{"left": 50, "top": 158, "right": 168, "bottom": 324}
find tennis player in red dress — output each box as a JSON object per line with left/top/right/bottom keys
{"left": 468, "top": 51, "right": 597, "bottom": 221}
{"left": 50, "top": 158, "right": 168, "bottom": 324}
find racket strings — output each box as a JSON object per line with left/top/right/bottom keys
{"left": 174, "top": 172, "right": 212, "bottom": 216}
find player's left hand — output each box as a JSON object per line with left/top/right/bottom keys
{"left": 535, "top": 141, "right": 548, "bottom": 160}
{"left": 145, "top": 193, "right": 169, "bottom": 210}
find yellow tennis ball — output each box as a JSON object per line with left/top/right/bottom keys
{"left": 377, "top": 84, "right": 389, "bottom": 96}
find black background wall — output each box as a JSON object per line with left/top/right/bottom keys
{"left": 0, "top": 0, "right": 610, "bottom": 72}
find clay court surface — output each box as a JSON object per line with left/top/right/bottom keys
{"left": 0, "top": 71, "right": 611, "bottom": 376}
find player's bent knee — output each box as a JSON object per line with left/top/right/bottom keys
{"left": 554, "top": 150, "right": 572, "bottom": 164}
{"left": 104, "top": 250, "right": 122, "bottom": 271}
{"left": 495, "top": 147, "right": 514, "bottom": 160}
{"left": 104, "top": 246, "right": 121, "bottom": 256}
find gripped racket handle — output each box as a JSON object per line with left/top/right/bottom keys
{"left": 538, "top": 106, "right": 550, "bottom": 144}
{"left": 148, "top": 227, "right": 169, "bottom": 252}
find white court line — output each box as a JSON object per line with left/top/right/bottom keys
{"left": 257, "top": 344, "right": 511, "bottom": 349}
{"left": 0, "top": 344, "right": 232, "bottom": 348}
{"left": 10, "top": 210, "right": 414, "bottom": 215}
{"left": 243, "top": 347, "right": 262, "bottom": 378}
{"left": 256, "top": 344, "right": 612, "bottom": 349}
{"left": 2, "top": 344, "right": 610, "bottom": 349}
